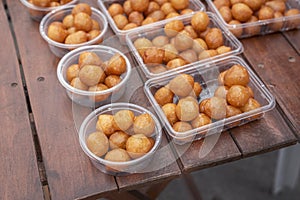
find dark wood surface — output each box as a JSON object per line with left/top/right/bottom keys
{"left": 2, "top": 0, "right": 299, "bottom": 199}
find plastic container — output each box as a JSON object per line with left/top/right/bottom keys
{"left": 19, "top": 0, "right": 78, "bottom": 21}
{"left": 206, "top": 0, "right": 300, "bottom": 38}
{"left": 126, "top": 12, "right": 243, "bottom": 79}
{"left": 40, "top": 5, "right": 108, "bottom": 58}
{"left": 57, "top": 45, "right": 131, "bottom": 107}
{"left": 79, "top": 103, "right": 162, "bottom": 175}
{"left": 97, "top": 0, "right": 205, "bottom": 43}
{"left": 144, "top": 56, "right": 276, "bottom": 145}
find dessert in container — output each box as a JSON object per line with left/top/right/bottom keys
{"left": 57, "top": 45, "right": 131, "bottom": 107}
{"left": 40, "top": 5, "right": 108, "bottom": 58}
{"left": 79, "top": 103, "right": 162, "bottom": 176}
{"left": 144, "top": 56, "right": 276, "bottom": 145}
{"left": 126, "top": 12, "right": 243, "bottom": 79}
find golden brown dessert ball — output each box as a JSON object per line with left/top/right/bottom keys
{"left": 218, "top": 70, "right": 227, "bottom": 85}
{"left": 193, "top": 38, "right": 208, "bottom": 53}
{"left": 152, "top": 36, "right": 169, "bottom": 47}
{"left": 191, "top": 82, "right": 202, "bottom": 97}
{"left": 88, "top": 30, "right": 101, "bottom": 41}
{"left": 123, "top": 0, "right": 133, "bottom": 15}
{"left": 191, "top": 113, "right": 212, "bottom": 128}
{"left": 161, "top": 2, "right": 176, "bottom": 15}
{"left": 163, "top": 44, "right": 178, "bottom": 62}
{"left": 126, "top": 134, "right": 153, "bottom": 159}
{"left": 154, "top": 87, "right": 174, "bottom": 106}
{"left": 133, "top": 113, "right": 155, "bottom": 136}
{"left": 227, "top": 85, "right": 251, "bottom": 107}
{"left": 202, "top": 96, "right": 227, "bottom": 120}
{"left": 199, "top": 98, "right": 209, "bottom": 113}
{"left": 104, "top": 75, "right": 121, "bottom": 88}
{"left": 205, "top": 28, "right": 224, "bottom": 49}
{"left": 258, "top": 6, "right": 275, "bottom": 20}
{"left": 181, "top": 9, "right": 194, "bottom": 15}
{"left": 226, "top": 105, "right": 242, "bottom": 117}
{"left": 32, "top": 0, "right": 50, "bottom": 7}
{"left": 78, "top": 64, "right": 105, "bottom": 86}
{"left": 130, "top": 0, "right": 149, "bottom": 12}
{"left": 113, "top": 110, "right": 135, "bottom": 131}
{"left": 162, "top": 103, "right": 179, "bottom": 125}
{"left": 70, "top": 77, "right": 88, "bottom": 91}
{"left": 198, "top": 49, "right": 218, "bottom": 60}
{"left": 166, "top": 12, "right": 180, "bottom": 19}
{"left": 62, "top": 14, "right": 74, "bottom": 29}
{"left": 65, "top": 31, "right": 88, "bottom": 44}
{"left": 113, "top": 14, "right": 129, "bottom": 30}
{"left": 219, "top": 6, "right": 232, "bottom": 23}
{"left": 166, "top": 58, "right": 187, "bottom": 70}
{"left": 123, "top": 23, "right": 138, "bottom": 30}
{"left": 96, "top": 114, "right": 116, "bottom": 136}
{"left": 224, "top": 64, "right": 250, "bottom": 87}
{"left": 164, "top": 20, "right": 185, "bottom": 37}
{"left": 142, "top": 17, "right": 157, "bottom": 25}
{"left": 179, "top": 49, "right": 198, "bottom": 63}
{"left": 142, "top": 47, "right": 164, "bottom": 65}
{"left": 134, "top": 37, "right": 153, "bottom": 52}
{"left": 172, "top": 121, "right": 192, "bottom": 132}
{"left": 170, "top": 0, "right": 189, "bottom": 10}
{"left": 104, "top": 148, "right": 131, "bottom": 162}
{"left": 216, "top": 45, "right": 232, "bottom": 55}
{"left": 214, "top": 85, "right": 229, "bottom": 99}
{"left": 78, "top": 52, "right": 102, "bottom": 69}
{"left": 88, "top": 84, "right": 110, "bottom": 102}
{"left": 87, "top": 131, "right": 109, "bottom": 157}
{"left": 270, "top": 12, "right": 284, "bottom": 31}
{"left": 184, "top": 25, "right": 198, "bottom": 39}
{"left": 230, "top": 0, "right": 243, "bottom": 5}
{"left": 145, "top": 1, "right": 160, "bottom": 16}
{"left": 174, "top": 30, "right": 194, "bottom": 51}
{"left": 47, "top": 22, "right": 68, "bottom": 43}
{"left": 244, "top": 0, "right": 263, "bottom": 12}
{"left": 74, "top": 12, "right": 93, "bottom": 32}
{"left": 240, "top": 98, "right": 261, "bottom": 112}
{"left": 149, "top": 65, "right": 167, "bottom": 74}
{"left": 231, "top": 3, "right": 253, "bottom": 22}
{"left": 169, "top": 74, "right": 194, "bottom": 97}
{"left": 244, "top": 16, "right": 261, "bottom": 36}
{"left": 108, "top": 3, "right": 124, "bottom": 17}
{"left": 128, "top": 11, "right": 144, "bottom": 26}
{"left": 154, "top": 0, "right": 168, "bottom": 6}
{"left": 191, "top": 12, "right": 210, "bottom": 32}
{"left": 285, "top": 9, "right": 300, "bottom": 27}
{"left": 72, "top": 3, "right": 92, "bottom": 16}
{"left": 105, "top": 54, "right": 127, "bottom": 76}
{"left": 148, "top": 10, "right": 166, "bottom": 21}
{"left": 228, "top": 20, "right": 243, "bottom": 37}
{"left": 213, "top": 0, "right": 231, "bottom": 9}
{"left": 285, "top": 9, "right": 300, "bottom": 16}
{"left": 67, "top": 27, "right": 76, "bottom": 35}
{"left": 176, "top": 96, "right": 199, "bottom": 121}
{"left": 265, "top": 1, "right": 286, "bottom": 14}
{"left": 246, "top": 86, "right": 254, "bottom": 98}
{"left": 109, "top": 131, "right": 130, "bottom": 150}
{"left": 60, "top": 0, "right": 72, "bottom": 4}
{"left": 66, "top": 64, "right": 79, "bottom": 82}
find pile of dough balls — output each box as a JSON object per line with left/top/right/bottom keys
{"left": 47, "top": 3, "right": 102, "bottom": 44}
{"left": 153, "top": 64, "right": 261, "bottom": 133}
{"left": 133, "top": 11, "right": 232, "bottom": 74}
{"left": 86, "top": 110, "right": 156, "bottom": 163}
{"left": 66, "top": 51, "right": 127, "bottom": 102}
{"left": 108, "top": 0, "right": 194, "bottom": 30}
{"left": 29, "top": 0, "right": 73, "bottom": 7}
{"left": 213, "top": 0, "right": 300, "bottom": 37}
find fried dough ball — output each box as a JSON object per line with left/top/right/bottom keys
{"left": 227, "top": 85, "right": 251, "bottom": 107}
{"left": 108, "top": 3, "right": 124, "bottom": 17}
{"left": 199, "top": 99, "right": 209, "bottom": 113}
{"left": 166, "top": 58, "right": 187, "bottom": 70}
{"left": 130, "top": 0, "right": 149, "bottom": 12}
{"left": 154, "top": 0, "right": 168, "bottom": 6}
{"left": 181, "top": 9, "right": 194, "bottom": 15}
{"left": 104, "top": 148, "right": 131, "bottom": 162}
{"left": 47, "top": 22, "right": 68, "bottom": 43}
{"left": 109, "top": 131, "right": 130, "bottom": 149}
{"left": 247, "top": 86, "right": 254, "bottom": 98}
{"left": 166, "top": 12, "right": 180, "bottom": 19}
{"left": 216, "top": 45, "right": 232, "bottom": 55}
{"left": 91, "top": 19, "right": 100, "bottom": 30}
{"left": 244, "top": 0, "right": 263, "bottom": 11}
{"left": 193, "top": 38, "right": 208, "bottom": 53}
{"left": 162, "top": 103, "right": 179, "bottom": 125}
{"left": 198, "top": 50, "right": 218, "bottom": 60}
{"left": 79, "top": 64, "right": 105, "bottom": 86}
{"left": 228, "top": 20, "right": 243, "bottom": 37}
{"left": 142, "top": 17, "right": 157, "bottom": 25}
{"left": 231, "top": 3, "right": 253, "bottom": 22}
{"left": 174, "top": 30, "right": 194, "bottom": 51}
{"left": 219, "top": 6, "right": 232, "bottom": 23}
{"left": 128, "top": 11, "right": 144, "bottom": 26}
{"left": 148, "top": 10, "right": 166, "bottom": 21}
{"left": 230, "top": 0, "right": 242, "bottom": 5}
{"left": 240, "top": 98, "right": 261, "bottom": 112}
{"left": 170, "top": 0, "right": 189, "bottom": 10}
{"left": 70, "top": 77, "right": 88, "bottom": 91}
{"left": 191, "top": 12, "right": 210, "bottom": 32}
{"left": 244, "top": 16, "right": 261, "bottom": 35}
{"left": 214, "top": 85, "right": 229, "bottom": 99}
{"left": 66, "top": 64, "right": 79, "bottom": 82}
{"left": 205, "top": 28, "right": 224, "bottom": 49}
{"left": 152, "top": 36, "right": 169, "bottom": 47}
{"left": 176, "top": 97, "right": 199, "bottom": 121}
{"left": 226, "top": 105, "right": 242, "bottom": 117}
{"left": 134, "top": 37, "right": 153, "bottom": 55}
{"left": 67, "top": 27, "right": 76, "bottom": 35}
{"left": 149, "top": 65, "right": 167, "bottom": 74}
{"left": 32, "top": 0, "right": 50, "bottom": 7}
{"left": 88, "top": 84, "right": 110, "bottom": 102}
{"left": 126, "top": 134, "right": 153, "bottom": 159}
{"left": 105, "top": 54, "right": 126, "bottom": 75}
{"left": 213, "top": 0, "right": 231, "bottom": 9}
{"left": 104, "top": 75, "right": 121, "bottom": 88}
{"left": 173, "top": 121, "right": 192, "bottom": 132}
{"left": 96, "top": 114, "right": 116, "bottom": 136}
{"left": 154, "top": 87, "right": 174, "bottom": 106}
{"left": 258, "top": 6, "right": 275, "bottom": 20}
{"left": 179, "top": 49, "right": 198, "bottom": 63}
{"left": 113, "top": 14, "right": 128, "bottom": 29}
{"left": 190, "top": 82, "right": 202, "bottom": 97}
{"left": 184, "top": 25, "right": 198, "bottom": 39}
{"left": 224, "top": 64, "right": 250, "bottom": 87}
{"left": 164, "top": 20, "right": 185, "bottom": 37}
{"left": 62, "top": 14, "right": 74, "bottom": 29}
{"left": 191, "top": 113, "right": 212, "bottom": 128}
{"left": 218, "top": 70, "right": 227, "bottom": 85}
{"left": 72, "top": 3, "right": 92, "bottom": 16}
{"left": 133, "top": 113, "right": 155, "bottom": 136}
{"left": 265, "top": 1, "right": 286, "bottom": 13}
{"left": 142, "top": 47, "right": 164, "bottom": 65}
{"left": 113, "top": 110, "right": 135, "bottom": 131}
{"left": 123, "top": 23, "right": 138, "bottom": 30}
{"left": 270, "top": 12, "right": 284, "bottom": 31}
{"left": 65, "top": 31, "right": 88, "bottom": 44}
{"left": 161, "top": 2, "right": 176, "bottom": 15}
{"left": 163, "top": 44, "right": 178, "bottom": 62}
{"left": 285, "top": 9, "right": 300, "bottom": 27}
{"left": 202, "top": 96, "right": 227, "bottom": 120}
{"left": 145, "top": 1, "right": 160, "bottom": 16}
{"left": 87, "top": 131, "right": 109, "bottom": 157}
{"left": 87, "top": 30, "right": 101, "bottom": 41}
{"left": 74, "top": 12, "right": 92, "bottom": 32}
{"left": 78, "top": 52, "right": 102, "bottom": 69}
{"left": 169, "top": 74, "right": 194, "bottom": 97}
{"left": 123, "top": 0, "right": 133, "bottom": 15}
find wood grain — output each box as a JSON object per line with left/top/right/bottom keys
{"left": 0, "top": 2, "right": 43, "bottom": 200}
{"left": 284, "top": 30, "right": 300, "bottom": 54}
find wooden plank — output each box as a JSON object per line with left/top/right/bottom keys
{"left": 7, "top": 1, "right": 118, "bottom": 199}
{"left": 284, "top": 30, "right": 300, "bottom": 54}
{"left": 0, "top": 2, "right": 43, "bottom": 200}
{"left": 241, "top": 33, "right": 300, "bottom": 137}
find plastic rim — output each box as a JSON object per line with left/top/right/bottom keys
{"left": 19, "top": 0, "right": 78, "bottom": 11}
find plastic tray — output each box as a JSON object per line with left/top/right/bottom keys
{"left": 206, "top": 0, "right": 300, "bottom": 38}
{"left": 144, "top": 56, "right": 276, "bottom": 145}
{"left": 126, "top": 12, "right": 243, "bottom": 79}
{"left": 97, "top": 0, "right": 205, "bottom": 43}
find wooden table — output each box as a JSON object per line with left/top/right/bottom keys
{"left": 1, "top": 0, "right": 299, "bottom": 199}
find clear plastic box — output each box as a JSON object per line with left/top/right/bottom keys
{"left": 206, "top": 0, "right": 300, "bottom": 38}
{"left": 97, "top": 0, "right": 206, "bottom": 43}
{"left": 144, "top": 56, "right": 276, "bottom": 145}
{"left": 79, "top": 103, "right": 162, "bottom": 175}
{"left": 126, "top": 12, "right": 243, "bottom": 79}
